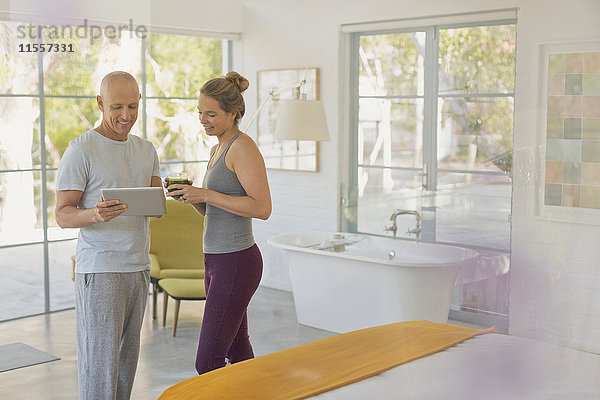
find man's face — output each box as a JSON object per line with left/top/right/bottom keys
{"left": 97, "top": 81, "right": 140, "bottom": 139}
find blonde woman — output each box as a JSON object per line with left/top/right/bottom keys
{"left": 167, "top": 71, "right": 271, "bottom": 374}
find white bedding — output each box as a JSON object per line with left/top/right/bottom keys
{"left": 310, "top": 333, "right": 600, "bottom": 399}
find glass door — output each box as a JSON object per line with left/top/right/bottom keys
{"left": 345, "top": 22, "right": 516, "bottom": 328}
{"left": 352, "top": 30, "right": 428, "bottom": 239}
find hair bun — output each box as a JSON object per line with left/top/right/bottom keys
{"left": 225, "top": 71, "right": 249, "bottom": 93}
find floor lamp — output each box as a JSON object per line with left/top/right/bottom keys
{"left": 242, "top": 68, "right": 330, "bottom": 143}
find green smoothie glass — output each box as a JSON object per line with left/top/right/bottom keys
{"left": 166, "top": 173, "right": 190, "bottom": 199}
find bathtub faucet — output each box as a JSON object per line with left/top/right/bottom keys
{"left": 385, "top": 209, "right": 421, "bottom": 242}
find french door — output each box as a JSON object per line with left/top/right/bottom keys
{"left": 344, "top": 21, "right": 516, "bottom": 325}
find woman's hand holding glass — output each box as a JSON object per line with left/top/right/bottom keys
{"left": 165, "top": 179, "right": 209, "bottom": 204}
{"left": 165, "top": 173, "right": 191, "bottom": 200}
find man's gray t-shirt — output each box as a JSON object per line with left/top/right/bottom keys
{"left": 57, "top": 129, "right": 160, "bottom": 273}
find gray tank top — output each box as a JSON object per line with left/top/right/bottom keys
{"left": 202, "top": 133, "right": 255, "bottom": 254}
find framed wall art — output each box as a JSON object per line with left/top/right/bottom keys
{"left": 538, "top": 40, "right": 600, "bottom": 223}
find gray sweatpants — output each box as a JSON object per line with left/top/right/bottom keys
{"left": 75, "top": 271, "right": 150, "bottom": 400}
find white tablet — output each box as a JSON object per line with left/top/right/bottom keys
{"left": 100, "top": 187, "right": 166, "bottom": 216}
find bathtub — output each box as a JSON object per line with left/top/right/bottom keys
{"left": 267, "top": 232, "right": 478, "bottom": 333}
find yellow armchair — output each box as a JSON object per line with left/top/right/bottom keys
{"left": 149, "top": 199, "right": 204, "bottom": 320}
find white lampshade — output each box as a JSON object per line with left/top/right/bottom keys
{"left": 273, "top": 100, "right": 330, "bottom": 141}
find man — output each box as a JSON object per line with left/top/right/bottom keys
{"left": 55, "top": 71, "right": 163, "bottom": 400}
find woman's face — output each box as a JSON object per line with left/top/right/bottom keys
{"left": 197, "top": 95, "right": 237, "bottom": 137}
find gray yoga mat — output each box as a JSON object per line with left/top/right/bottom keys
{"left": 0, "top": 342, "right": 60, "bottom": 373}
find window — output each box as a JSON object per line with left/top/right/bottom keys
{"left": 0, "top": 20, "right": 230, "bottom": 321}
{"left": 344, "top": 16, "right": 516, "bottom": 327}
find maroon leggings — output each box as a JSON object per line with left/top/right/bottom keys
{"left": 195, "top": 244, "right": 263, "bottom": 375}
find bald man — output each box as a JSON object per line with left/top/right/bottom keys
{"left": 55, "top": 71, "right": 164, "bottom": 400}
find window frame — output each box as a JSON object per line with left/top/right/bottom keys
{"left": 340, "top": 14, "right": 517, "bottom": 328}
{"left": 0, "top": 20, "right": 232, "bottom": 319}
{"left": 342, "top": 17, "right": 517, "bottom": 239}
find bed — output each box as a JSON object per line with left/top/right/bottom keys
{"left": 158, "top": 321, "right": 600, "bottom": 400}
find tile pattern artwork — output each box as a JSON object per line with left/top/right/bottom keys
{"left": 545, "top": 52, "right": 600, "bottom": 209}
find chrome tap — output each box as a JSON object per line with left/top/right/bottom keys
{"left": 384, "top": 209, "right": 421, "bottom": 241}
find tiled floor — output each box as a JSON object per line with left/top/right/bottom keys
{"left": 0, "top": 286, "right": 339, "bottom": 399}
{"left": 0, "top": 287, "right": 488, "bottom": 400}
{"left": 0, "top": 286, "right": 484, "bottom": 399}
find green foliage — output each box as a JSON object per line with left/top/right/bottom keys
{"left": 44, "top": 98, "right": 98, "bottom": 167}
{"left": 146, "top": 33, "right": 222, "bottom": 97}
{"left": 438, "top": 25, "right": 515, "bottom": 94}
{"left": 42, "top": 30, "right": 102, "bottom": 96}
{"left": 0, "top": 27, "right": 224, "bottom": 162}
{"left": 0, "top": 21, "right": 224, "bottom": 228}
{"left": 360, "top": 32, "right": 422, "bottom": 96}
{"left": 438, "top": 25, "right": 515, "bottom": 171}
{"left": 359, "top": 24, "right": 516, "bottom": 173}
{"left": 145, "top": 34, "right": 222, "bottom": 162}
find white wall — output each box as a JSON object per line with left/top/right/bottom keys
{"left": 241, "top": 0, "right": 600, "bottom": 353}
{"left": 241, "top": 0, "right": 343, "bottom": 290}
{"left": 509, "top": 1, "right": 600, "bottom": 353}
{"left": 1, "top": 0, "right": 243, "bottom": 33}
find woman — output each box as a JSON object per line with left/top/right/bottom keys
{"left": 166, "top": 71, "right": 272, "bottom": 374}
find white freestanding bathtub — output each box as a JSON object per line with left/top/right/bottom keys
{"left": 268, "top": 232, "right": 478, "bottom": 333}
